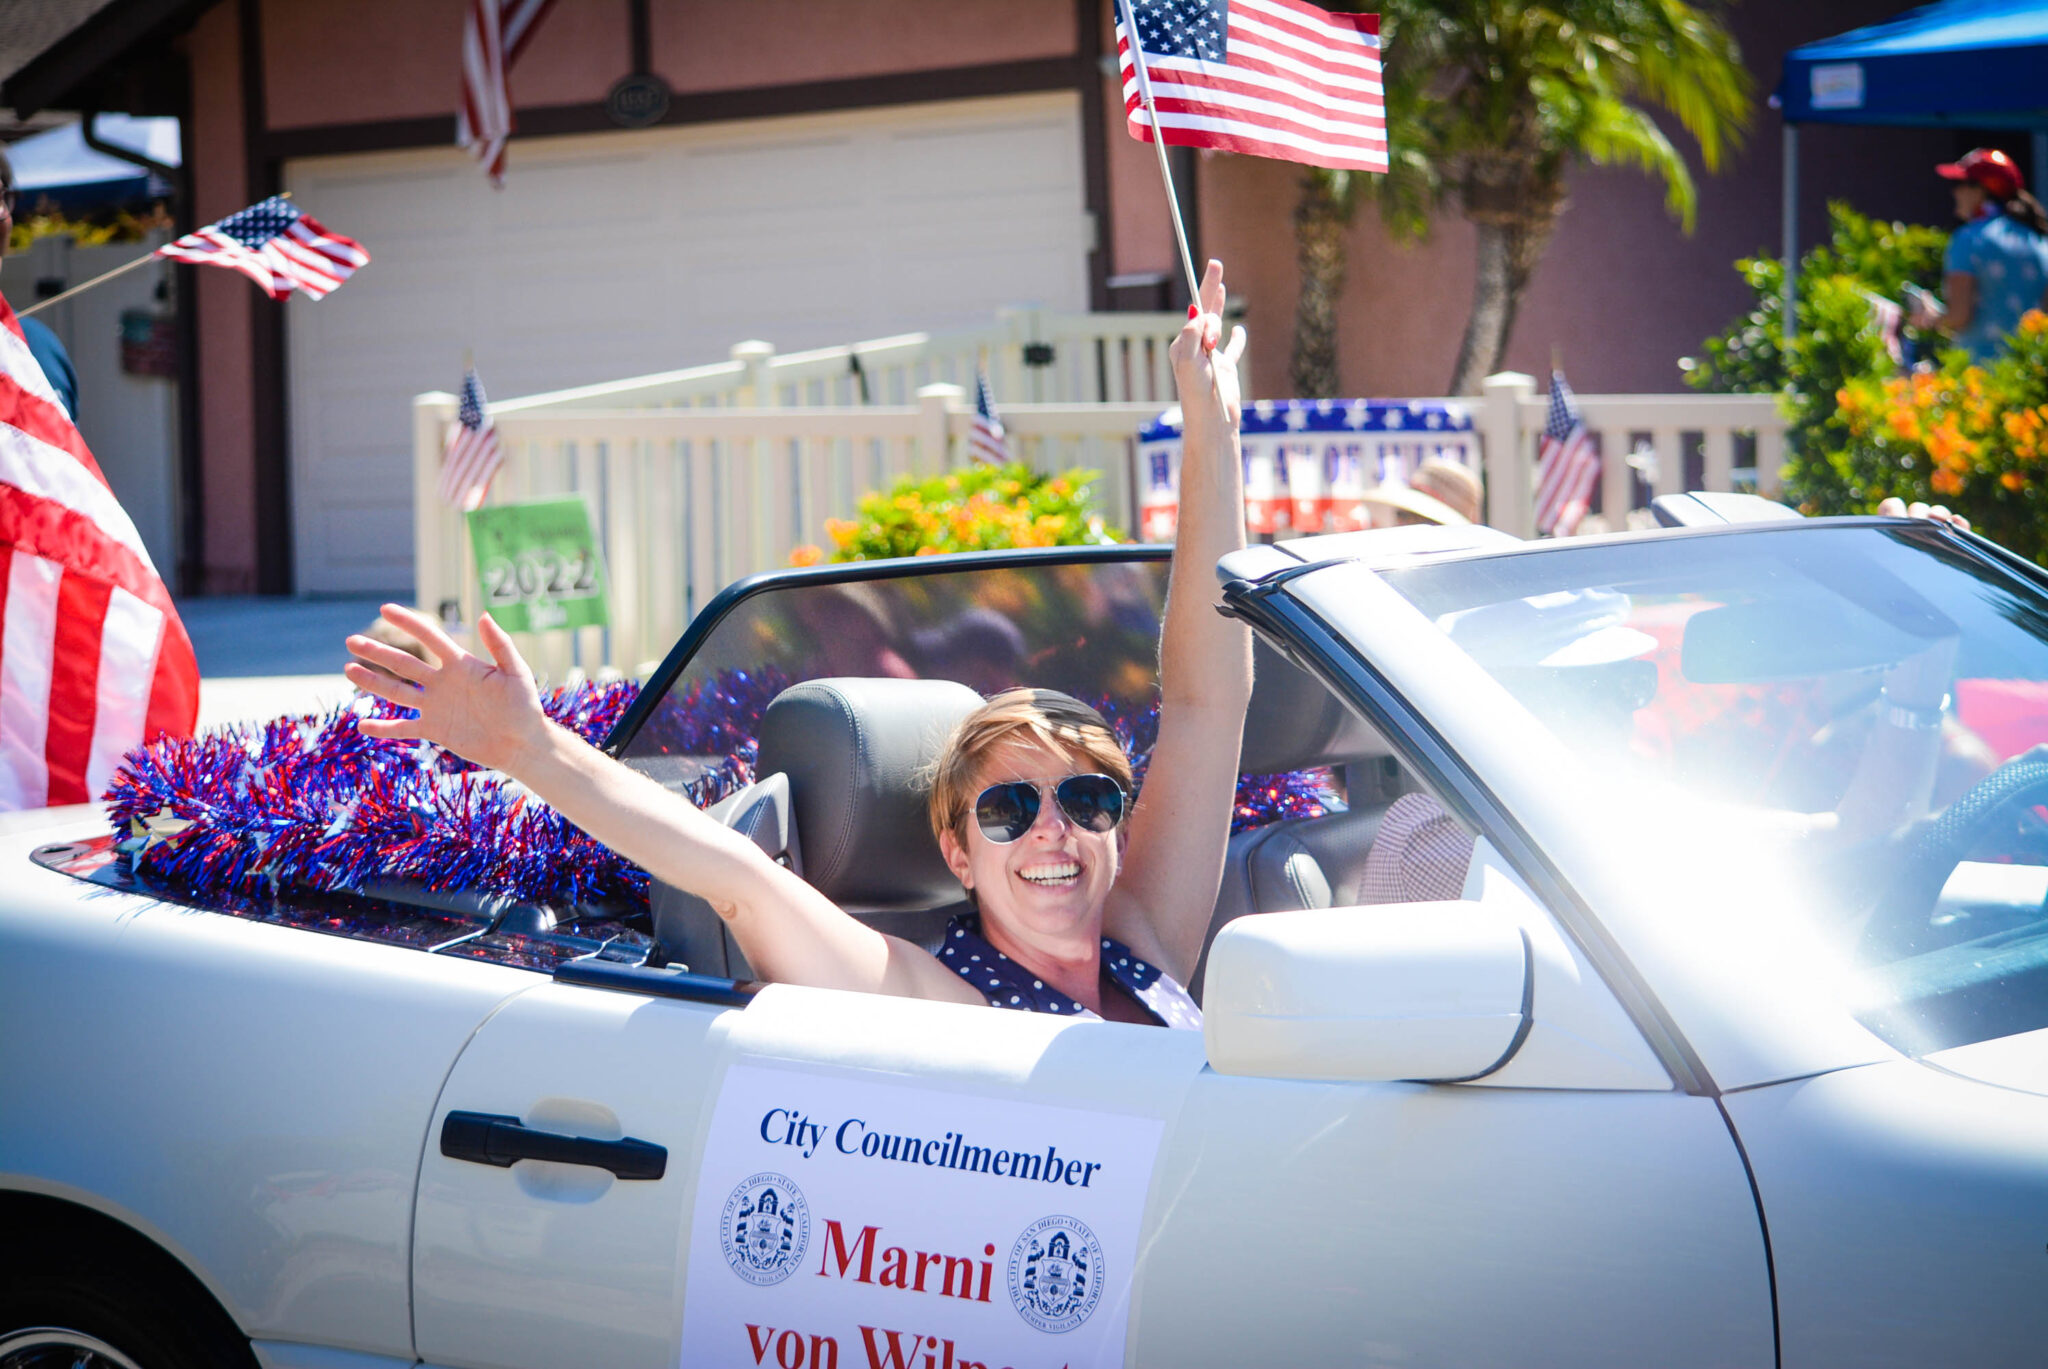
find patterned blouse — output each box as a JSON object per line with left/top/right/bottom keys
{"left": 937, "top": 913, "right": 1203, "bottom": 1030}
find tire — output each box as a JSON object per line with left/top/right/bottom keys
{"left": 0, "top": 1267, "right": 255, "bottom": 1369}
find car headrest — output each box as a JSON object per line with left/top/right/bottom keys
{"left": 1238, "top": 637, "right": 1388, "bottom": 774}
{"left": 756, "top": 677, "right": 985, "bottom": 910}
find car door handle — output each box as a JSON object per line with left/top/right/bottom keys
{"left": 440, "top": 1111, "right": 667, "bottom": 1180}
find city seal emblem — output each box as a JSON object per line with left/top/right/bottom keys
{"left": 1006, "top": 1214, "right": 1104, "bottom": 1333}
{"left": 719, "top": 1173, "right": 810, "bottom": 1286}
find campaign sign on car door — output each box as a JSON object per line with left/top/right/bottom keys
{"left": 681, "top": 1062, "right": 1164, "bottom": 1369}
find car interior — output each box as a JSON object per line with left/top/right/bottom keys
{"left": 643, "top": 635, "right": 1451, "bottom": 1003}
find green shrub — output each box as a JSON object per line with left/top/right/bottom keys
{"left": 1683, "top": 203, "right": 1948, "bottom": 514}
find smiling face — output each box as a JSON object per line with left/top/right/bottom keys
{"left": 938, "top": 735, "right": 1123, "bottom": 949}
{"left": 1953, "top": 181, "right": 1988, "bottom": 222}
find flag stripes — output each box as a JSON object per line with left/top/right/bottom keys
{"left": 155, "top": 198, "right": 369, "bottom": 301}
{"left": 458, "top": 0, "right": 559, "bottom": 186}
{"left": 968, "top": 365, "right": 1011, "bottom": 465}
{"left": 1118, "top": 0, "right": 1388, "bottom": 172}
{"left": 0, "top": 295, "right": 196, "bottom": 809}
{"left": 439, "top": 368, "right": 504, "bottom": 511}
{"left": 1532, "top": 370, "right": 1600, "bottom": 536}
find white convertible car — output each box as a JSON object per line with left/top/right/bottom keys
{"left": 7, "top": 505, "right": 2048, "bottom": 1369}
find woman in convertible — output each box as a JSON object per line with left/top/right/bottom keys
{"left": 346, "top": 261, "right": 1250, "bottom": 1029}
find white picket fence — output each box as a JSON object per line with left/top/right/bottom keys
{"left": 413, "top": 322, "right": 1787, "bottom": 680}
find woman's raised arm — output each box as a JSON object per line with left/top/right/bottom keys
{"left": 344, "top": 607, "right": 980, "bottom": 1004}
{"left": 1103, "top": 260, "right": 1255, "bottom": 984}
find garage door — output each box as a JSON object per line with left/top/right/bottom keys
{"left": 284, "top": 92, "right": 1091, "bottom": 595}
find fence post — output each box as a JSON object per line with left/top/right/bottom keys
{"left": 412, "top": 390, "right": 459, "bottom": 618}
{"left": 732, "top": 340, "right": 776, "bottom": 576}
{"left": 919, "top": 383, "right": 964, "bottom": 472}
{"left": 1480, "top": 371, "right": 1536, "bottom": 536}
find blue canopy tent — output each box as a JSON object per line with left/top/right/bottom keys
{"left": 1776, "top": 0, "right": 2048, "bottom": 336}
{"left": 8, "top": 114, "right": 179, "bottom": 214}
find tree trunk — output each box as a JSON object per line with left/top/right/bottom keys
{"left": 1448, "top": 162, "right": 1566, "bottom": 396}
{"left": 1291, "top": 173, "right": 1350, "bottom": 399}
{"left": 1448, "top": 219, "right": 1516, "bottom": 396}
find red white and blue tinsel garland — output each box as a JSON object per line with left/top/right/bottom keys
{"left": 107, "top": 671, "right": 1337, "bottom": 912}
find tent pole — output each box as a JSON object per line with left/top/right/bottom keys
{"left": 1781, "top": 123, "right": 1799, "bottom": 349}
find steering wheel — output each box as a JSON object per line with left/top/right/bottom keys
{"left": 1863, "top": 745, "right": 2048, "bottom": 958}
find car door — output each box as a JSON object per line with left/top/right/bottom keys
{"left": 411, "top": 845, "right": 1772, "bottom": 1369}
{"left": 410, "top": 974, "right": 1212, "bottom": 1369}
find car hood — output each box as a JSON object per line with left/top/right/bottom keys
{"left": 1926, "top": 1027, "right": 2048, "bottom": 1098}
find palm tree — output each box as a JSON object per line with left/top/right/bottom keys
{"left": 1287, "top": 1, "right": 1751, "bottom": 397}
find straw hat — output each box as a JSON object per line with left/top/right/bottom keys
{"left": 1360, "top": 457, "right": 1484, "bottom": 527}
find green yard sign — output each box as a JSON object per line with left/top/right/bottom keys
{"left": 465, "top": 495, "right": 610, "bottom": 633}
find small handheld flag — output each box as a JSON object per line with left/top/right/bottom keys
{"left": 1532, "top": 370, "right": 1599, "bottom": 536}
{"left": 1117, "top": 0, "right": 1388, "bottom": 173}
{"left": 968, "top": 365, "right": 1012, "bottom": 465}
{"left": 439, "top": 368, "right": 504, "bottom": 512}
{"left": 155, "top": 196, "right": 369, "bottom": 301}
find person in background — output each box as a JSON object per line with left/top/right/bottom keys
{"left": 1907, "top": 147, "right": 2048, "bottom": 364}
{"left": 0, "top": 149, "right": 78, "bottom": 420}
{"left": 1360, "top": 456, "right": 1484, "bottom": 528}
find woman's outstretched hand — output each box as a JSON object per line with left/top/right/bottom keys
{"left": 344, "top": 606, "right": 552, "bottom": 775}
{"left": 1170, "top": 258, "right": 1247, "bottom": 430}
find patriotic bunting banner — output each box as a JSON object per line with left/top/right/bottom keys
{"left": 0, "top": 295, "right": 198, "bottom": 808}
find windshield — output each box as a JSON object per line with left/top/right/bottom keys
{"left": 1382, "top": 524, "right": 2048, "bottom": 1056}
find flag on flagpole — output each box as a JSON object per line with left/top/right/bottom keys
{"left": 458, "top": 0, "right": 559, "bottom": 187}
{"left": 0, "top": 294, "right": 197, "bottom": 808}
{"left": 968, "top": 364, "right": 1012, "bottom": 465}
{"left": 1532, "top": 370, "right": 1600, "bottom": 536}
{"left": 439, "top": 368, "right": 504, "bottom": 512}
{"left": 1117, "top": 0, "right": 1387, "bottom": 172}
{"left": 155, "top": 197, "right": 369, "bottom": 301}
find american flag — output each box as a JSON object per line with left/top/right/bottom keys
{"left": 1117, "top": 0, "right": 1387, "bottom": 172}
{"left": 1532, "top": 370, "right": 1600, "bottom": 536}
{"left": 155, "top": 197, "right": 368, "bottom": 301}
{"left": 458, "top": 0, "right": 558, "bottom": 187}
{"left": 968, "top": 365, "right": 1011, "bottom": 465}
{"left": 439, "top": 369, "right": 504, "bottom": 512}
{"left": 0, "top": 295, "right": 197, "bottom": 807}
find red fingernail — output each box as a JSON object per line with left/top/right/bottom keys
{"left": 1188, "top": 304, "right": 1199, "bottom": 319}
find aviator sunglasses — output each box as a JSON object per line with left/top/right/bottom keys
{"left": 973, "top": 774, "right": 1127, "bottom": 844}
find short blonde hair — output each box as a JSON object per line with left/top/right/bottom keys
{"left": 927, "top": 688, "right": 1133, "bottom": 847}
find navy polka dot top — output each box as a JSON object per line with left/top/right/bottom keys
{"left": 937, "top": 913, "right": 1202, "bottom": 1030}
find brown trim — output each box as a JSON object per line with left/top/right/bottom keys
{"left": 240, "top": 0, "right": 290, "bottom": 594}
{"left": 1076, "top": 0, "right": 1112, "bottom": 311}
{"left": 172, "top": 64, "right": 204, "bottom": 597}
{"left": 260, "top": 55, "right": 1085, "bottom": 161}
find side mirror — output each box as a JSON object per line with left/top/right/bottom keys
{"left": 1203, "top": 903, "right": 1530, "bottom": 1083}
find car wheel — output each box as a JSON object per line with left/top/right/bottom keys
{"left": 0, "top": 1273, "right": 252, "bottom": 1369}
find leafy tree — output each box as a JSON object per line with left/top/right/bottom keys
{"left": 1296, "top": 0, "right": 1751, "bottom": 397}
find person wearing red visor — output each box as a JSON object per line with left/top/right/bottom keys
{"left": 1907, "top": 147, "right": 2048, "bottom": 363}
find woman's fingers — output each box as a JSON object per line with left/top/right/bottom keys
{"left": 344, "top": 660, "right": 423, "bottom": 708}
{"left": 476, "top": 612, "right": 531, "bottom": 679}
{"left": 1199, "top": 258, "right": 1225, "bottom": 317}
{"left": 346, "top": 635, "right": 432, "bottom": 684}
{"left": 380, "top": 602, "right": 464, "bottom": 669}
{"left": 1877, "top": 497, "right": 1907, "bottom": 517}
{"left": 356, "top": 715, "right": 424, "bottom": 742}
{"left": 1219, "top": 324, "right": 1248, "bottom": 368}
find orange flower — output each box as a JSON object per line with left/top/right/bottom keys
{"left": 1931, "top": 466, "right": 1964, "bottom": 497}
{"left": 787, "top": 544, "right": 824, "bottom": 567}
{"left": 2002, "top": 471, "right": 2025, "bottom": 491}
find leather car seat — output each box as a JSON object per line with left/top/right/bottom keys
{"left": 652, "top": 676, "right": 984, "bottom": 978}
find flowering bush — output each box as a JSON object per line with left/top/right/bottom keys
{"left": 791, "top": 463, "right": 1125, "bottom": 564}
{"left": 1684, "top": 203, "right": 1949, "bottom": 516}
{"left": 1837, "top": 311, "right": 2048, "bottom": 558}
